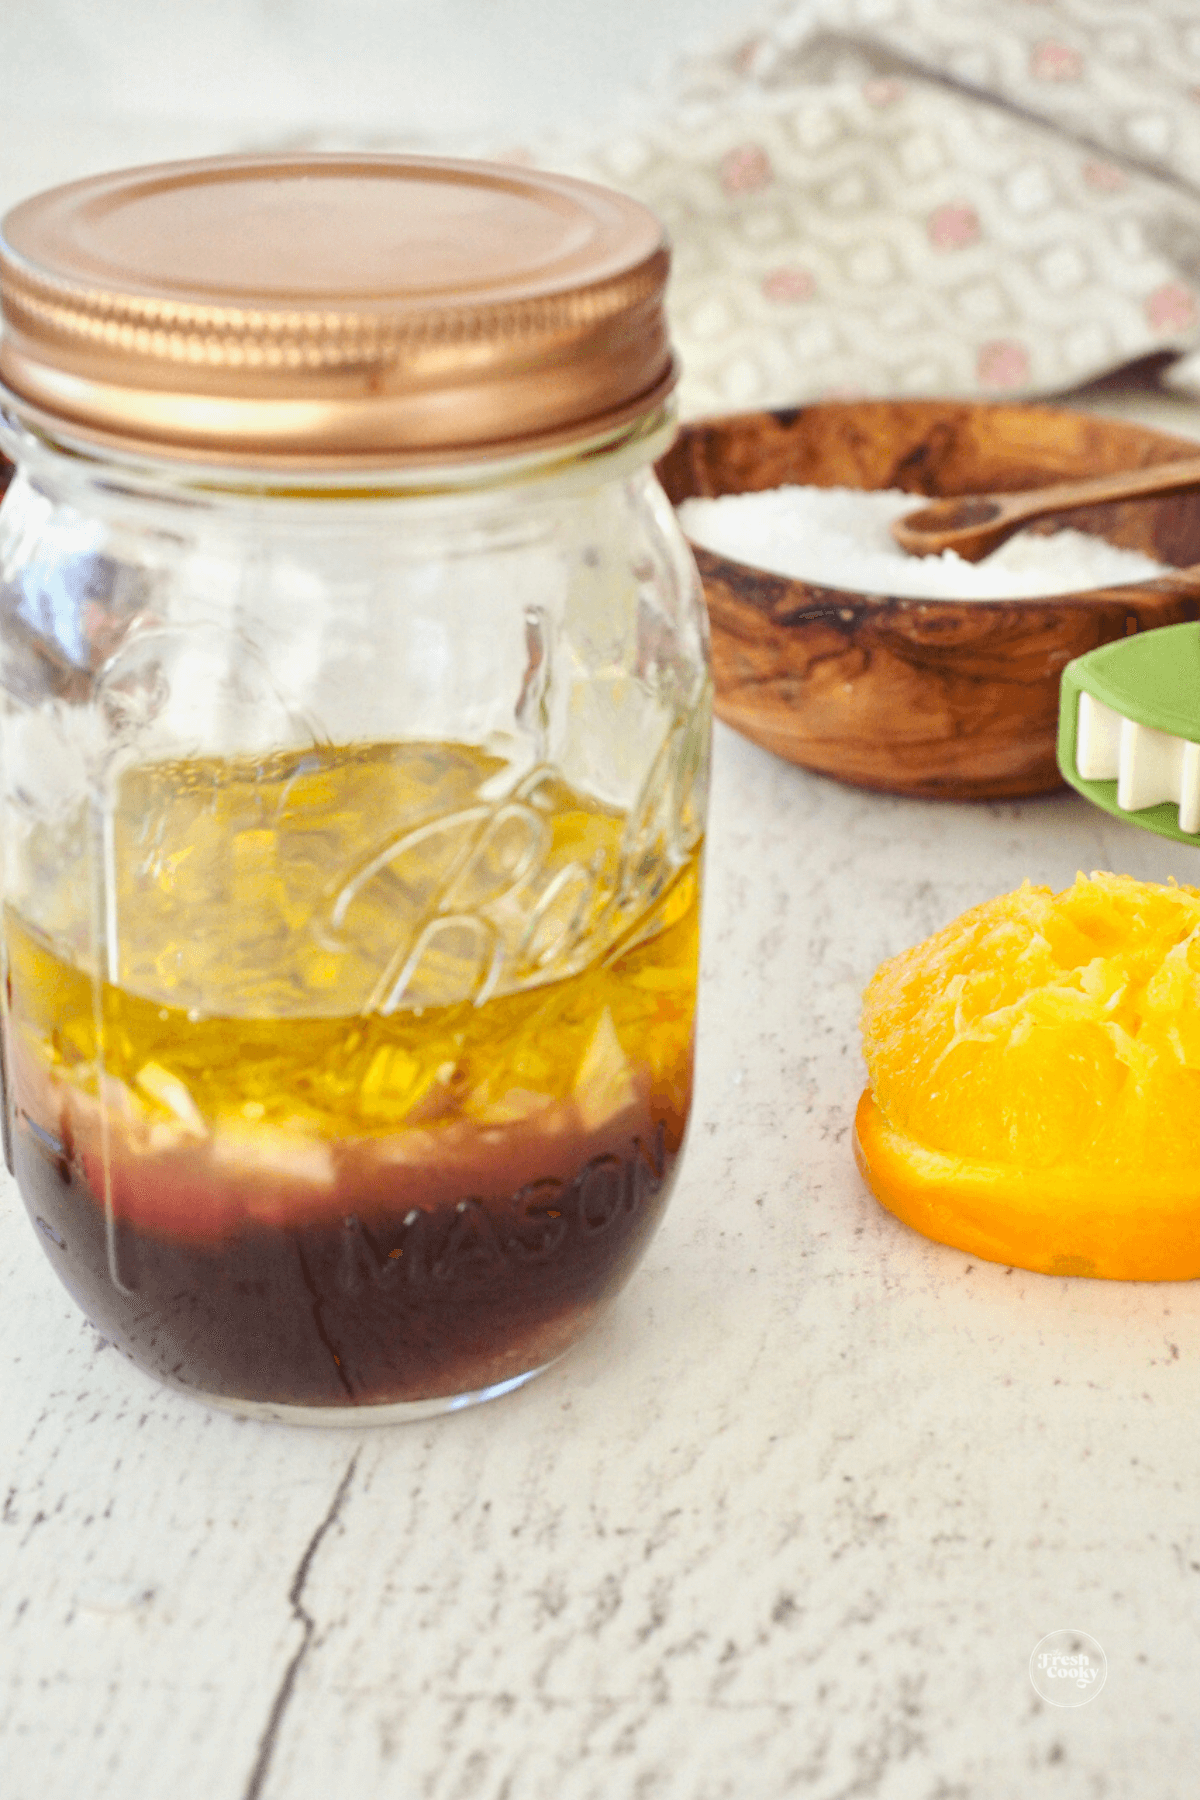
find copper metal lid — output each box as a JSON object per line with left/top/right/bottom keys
{"left": 0, "top": 153, "right": 674, "bottom": 468}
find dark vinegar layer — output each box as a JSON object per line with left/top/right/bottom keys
{"left": 15, "top": 1115, "right": 679, "bottom": 1407}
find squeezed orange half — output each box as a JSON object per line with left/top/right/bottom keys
{"left": 856, "top": 872, "right": 1200, "bottom": 1280}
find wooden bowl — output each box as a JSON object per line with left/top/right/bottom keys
{"left": 656, "top": 400, "right": 1200, "bottom": 799}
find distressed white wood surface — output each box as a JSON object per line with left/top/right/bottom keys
{"left": 5, "top": 721, "right": 1200, "bottom": 1800}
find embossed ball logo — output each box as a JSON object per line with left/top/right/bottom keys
{"left": 1029, "top": 1630, "right": 1107, "bottom": 1706}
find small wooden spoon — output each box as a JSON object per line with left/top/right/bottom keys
{"left": 892, "top": 452, "right": 1200, "bottom": 561}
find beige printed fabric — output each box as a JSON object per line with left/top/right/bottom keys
{"left": 559, "top": 0, "right": 1200, "bottom": 416}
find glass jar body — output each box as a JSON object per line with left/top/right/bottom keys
{"left": 0, "top": 416, "right": 710, "bottom": 1421}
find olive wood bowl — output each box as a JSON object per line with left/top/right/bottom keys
{"left": 656, "top": 399, "right": 1200, "bottom": 799}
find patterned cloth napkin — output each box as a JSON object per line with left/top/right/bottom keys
{"left": 556, "top": 0, "right": 1200, "bottom": 417}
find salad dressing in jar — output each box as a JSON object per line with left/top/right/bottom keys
{"left": 0, "top": 154, "right": 709, "bottom": 1420}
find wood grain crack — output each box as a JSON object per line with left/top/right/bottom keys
{"left": 241, "top": 1451, "right": 359, "bottom": 1800}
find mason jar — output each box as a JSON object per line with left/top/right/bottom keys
{"left": 0, "top": 154, "right": 710, "bottom": 1422}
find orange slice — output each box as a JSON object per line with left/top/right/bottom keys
{"left": 856, "top": 872, "right": 1200, "bottom": 1280}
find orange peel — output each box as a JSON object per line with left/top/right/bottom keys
{"left": 853, "top": 1089, "right": 1200, "bottom": 1280}
{"left": 856, "top": 872, "right": 1200, "bottom": 1281}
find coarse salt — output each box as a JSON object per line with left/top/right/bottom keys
{"left": 677, "top": 485, "right": 1171, "bottom": 600}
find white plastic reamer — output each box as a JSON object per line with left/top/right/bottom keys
{"left": 1074, "top": 691, "right": 1200, "bottom": 834}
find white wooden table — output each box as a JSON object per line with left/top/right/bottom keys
{"left": 4, "top": 715, "right": 1200, "bottom": 1800}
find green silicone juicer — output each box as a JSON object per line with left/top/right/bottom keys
{"left": 1058, "top": 619, "right": 1200, "bottom": 844}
